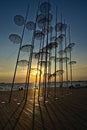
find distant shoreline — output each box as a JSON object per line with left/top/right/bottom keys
{"left": 0, "top": 81, "right": 87, "bottom": 92}
{"left": 0, "top": 80, "right": 87, "bottom": 84}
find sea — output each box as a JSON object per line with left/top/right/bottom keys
{"left": 0, "top": 81, "right": 87, "bottom": 91}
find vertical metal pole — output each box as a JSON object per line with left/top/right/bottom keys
{"left": 9, "top": 5, "right": 29, "bottom": 103}
{"left": 38, "top": 32, "right": 45, "bottom": 101}
{"left": 69, "top": 25, "right": 72, "bottom": 86}
{"left": 64, "top": 20, "right": 68, "bottom": 88}
{"left": 25, "top": 2, "right": 40, "bottom": 102}
{"left": 54, "top": 6, "right": 58, "bottom": 98}
{"left": 44, "top": 0, "right": 50, "bottom": 103}
{"left": 59, "top": 14, "right": 63, "bottom": 88}
{"left": 34, "top": 38, "right": 42, "bottom": 101}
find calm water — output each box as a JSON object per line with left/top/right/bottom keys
{"left": 0, "top": 81, "right": 87, "bottom": 91}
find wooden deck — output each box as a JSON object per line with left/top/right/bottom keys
{"left": 0, "top": 88, "right": 87, "bottom": 130}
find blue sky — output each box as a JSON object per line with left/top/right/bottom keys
{"left": 0, "top": 0, "right": 87, "bottom": 82}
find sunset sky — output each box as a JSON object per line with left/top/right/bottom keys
{"left": 0, "top": 0, "right": 87, "bottom": 83}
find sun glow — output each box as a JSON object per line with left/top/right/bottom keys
{"left": 31, "top": 69, "right": 38, "bottom": 76}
